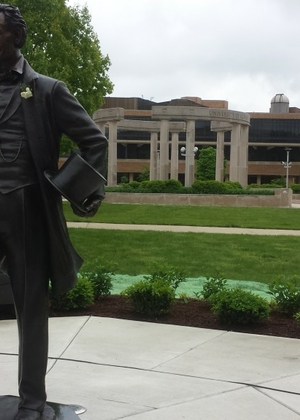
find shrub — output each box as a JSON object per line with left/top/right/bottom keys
{"left": 268, "top": 276, "right": 300, "bottom": 315}
{"left": 294, "top": 312, "right": 300, "bottom": 324}
{"left": 137, "top": 166, "right": 150, "bottom": 182}
{"left": 145, "top": 262, "right": 186, "bottom": 290}
{"left": 247, "top": 183, "right": 280, "bottom": 189}
{"left": 290, "top": 183, "right": 300, "bottom": 193}
{"left": 270, "top": 177, "right": 286, "bottom": 186}
{"left": 242, "top": 189, "right": 274, "bottom": 195}
{"left": 120, "top": 175, "right": 129, "bottom": 184}
{"left": 223, "top": 181, "right": 243, "bottom": 190}
{"left": 81, "top": 258, "right": 116, "bottom": 300}
{"left": 177, "top": 292, "right": 191, "bottom": 304}
{"left": 191, "top": 180, "right": 228, "bottom": 194}
{"left": 127, "top": 181, "right": 141, "bottom": 189}
{"left": 209, "top": 289, "right": 270, "bottom": 325}
{"left": 164, "top": 179, "right": 182, "bottom": 192}
{"left": 50, "top": 276, "right": 94, "bottom": 311}
{"left": 202, "top": 276, "right": 227, "bottom": 300}
{"left": 122, "top": 278, "right": 176, "bottom": 316}
{"left": 142, "top": 180, "right": 170, "bottom": 193}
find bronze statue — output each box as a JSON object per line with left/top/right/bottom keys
{"left": 0, "top": 4, "right": 108, "bottom": 419}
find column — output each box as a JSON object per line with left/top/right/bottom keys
{"left": 96, "top": 122, "right": 106, "bottom": 135}
{"left": 170, "top": 132, "right": 179, "bottom": 180}
{"left": 185, "top": 119, "right": 195, "bottom": 187}
{"left": 159, "top": 119, "right": 169, "bottom": 180}
{"left": 150, "top": 132, "right": 158, "bottom": 180}
{"left": 238, "top": 124, "right": 249, "bottom": 187}
{"left": 107, "top": 121, "right": 118, "bottom": 186}
{"left": 229, "top": 123, "right": 240, "bottom": 183}
{"left": 215, "top": 131, "right": 225, "bottom": 182}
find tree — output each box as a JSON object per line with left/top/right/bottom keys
{"left": 195, "top": 147, "right": 217, "bottom": 181}
{"left": 12, "top": 0, "right": 113, "bottom": 116}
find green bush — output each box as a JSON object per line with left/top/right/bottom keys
{"left": 247, "top": 183, "right": 281, "bottom": 189}
{"left": 294, "top": 312, "right": 300, "bottom": 323}
{"left": 50, "top": 276, "right": 94, "bottom": 311}
{"left": 137, "top": 166, "right": 150, "bottom": 182}
{"left": 81, "top": 258, "right": 116, "bottom": 300}
{"left": 164, "top": 179, "right": 182, "bottom": 192}
{"left": 127, "top": 181, "right": 141, "bottom": 189}
{"left": 270, "top": 177, "right": 286, "bottom": 186}
{"left": 120, "top": 175, "right": 129, "bottom": 184}
{"left": 223, "top": 181, "right": 243, "bottom": 190}
{"left": 242, "top": 189, "right": 274, "bottom": 195}
{"left": 141, "top": 180, "right": 182, "bottom": 193}
{"left": 191, "top": 180, "right": 228, "bottom": 194}
{"left": 269, "top": 276, "right": 300, "bottom": 315}
{"left": 290, "top": 183, "right": 300, "bottom": 193}
{"left": 202, "top": 276, "right": 227, "bottom": 300}
{"left": 145, "top": 262, "right": 186, "bottom": 290}
{"left": 140, "top": 180, "right": 166, "bottom": 193}
{"left": 107, "top": 181, "right": 275, "bottom": 195}
{"left": 122, "top": 278, "right": 176, "bottom": 316}
{"left": 209, "top": 289, "right": 270, "bottom": 325}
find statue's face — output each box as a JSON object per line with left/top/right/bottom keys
{"left": 0, "top": 12, "right": 18, "bottom": 64}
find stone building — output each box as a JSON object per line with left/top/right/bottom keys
{"left": 93, "top": 94, "right": 300, "bottom": 186}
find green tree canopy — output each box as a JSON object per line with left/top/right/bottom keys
{"left": 196, "top": 146, "right": 227, "bottom": 181}
{"left": 196, "top": 147, "right": 217, "bottom": 181}
{"left": 12, "top": 0, "right": 113, "bottom": 115}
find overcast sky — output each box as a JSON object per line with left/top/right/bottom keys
{"left": 67, "top": 0, "right": 300, "bottom": 113}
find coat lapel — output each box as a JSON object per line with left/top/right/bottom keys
{"left": 21, "top": 61, "right": 53, "bottom": 172}
{"left": 0, "top": 84, "right": 21, "bottom": 125}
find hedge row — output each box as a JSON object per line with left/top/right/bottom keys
{"left": 249, "top": 183, "right": 300, "bottom": 193}
{"left": 106, "top": 180, "right": 275, "bottom": 195}
{"left": 52, "top": 270, "right": 300, "bottom": 326}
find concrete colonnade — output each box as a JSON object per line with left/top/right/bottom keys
{"left": 93, "top": 106, "right": 250, "bottom": 187}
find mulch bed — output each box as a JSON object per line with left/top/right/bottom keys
{"left": 1, "top": 295, "right": 298, "bottom": 339}
{"left": 49, "top": 295, "right": 300, "bottom": 339}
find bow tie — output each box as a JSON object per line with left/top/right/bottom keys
{"left": 0, "top": 71, "right": 21, "bottom": 83}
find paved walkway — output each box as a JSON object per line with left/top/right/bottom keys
{"left": 1, "top": 215, "right": 300, "bottom": 419}
{"left": 67, "top": 221, "right": 300, "bottom": 236}
{"left": 1, "top": 316, "right": 300, "bottom": 420}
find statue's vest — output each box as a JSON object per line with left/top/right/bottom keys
{"left": 0, "top": 81, "right": 37, "bottom": 193}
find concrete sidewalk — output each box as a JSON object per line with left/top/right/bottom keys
{"left": 1, "top": 316, "right": 300, "bottom": 419}
{"left": 1, "top": 216, "right": 299, "bottom": 418}
{"left": 67, "top": 222, "right": 300, "bottom": 236}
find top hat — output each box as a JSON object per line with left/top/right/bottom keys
{"left": 44, "top": 152, "right": 106, "bottom": 213}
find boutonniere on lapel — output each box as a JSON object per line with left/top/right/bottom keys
{"left": 20, "top": 83, "right": 33, "bottom": 99}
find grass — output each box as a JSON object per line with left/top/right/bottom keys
{"left": 64, "top": 201, "right": 300, "bottom": 284}
{"left": 69, "top": 228, "right": 300, "bottom": 284}
{"left": 64, "top": 202, "right": 300, "bottom": 230}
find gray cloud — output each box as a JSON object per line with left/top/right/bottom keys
{"left": 68, "top": 0, "right": 300, "bottom": 112}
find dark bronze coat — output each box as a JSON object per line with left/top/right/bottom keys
{"left": 20, "top": 59, "right": 108, "bottom": 294}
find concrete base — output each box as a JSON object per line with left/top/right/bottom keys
{"left": 0, "top": 396, "right": 85, "bottom": 420}
{"left": 105, "top": 188, "right": 292, "bottom": 208}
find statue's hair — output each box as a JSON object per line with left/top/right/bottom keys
{"left": 0, "top": 4, "right": 27, "bottom": 48}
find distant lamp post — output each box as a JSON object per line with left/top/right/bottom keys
{"left": 180, "top": 146, "right": 198, "bottom": 157}
{"left": 281, "top": 147, "right": 292, "bottom": 189}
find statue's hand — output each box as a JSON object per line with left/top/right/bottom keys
{"left": 71, "top": 195, "right": 102, "bottom": 218}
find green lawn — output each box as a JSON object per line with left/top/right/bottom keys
{"left": 64, "top": 202, "right": 300, "bottom": 230}
{"left": 65, "top": 202, "right": 300, "bottom": 284}
{"left": 69, "top": 228, "right": 300, "bottom": 284}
